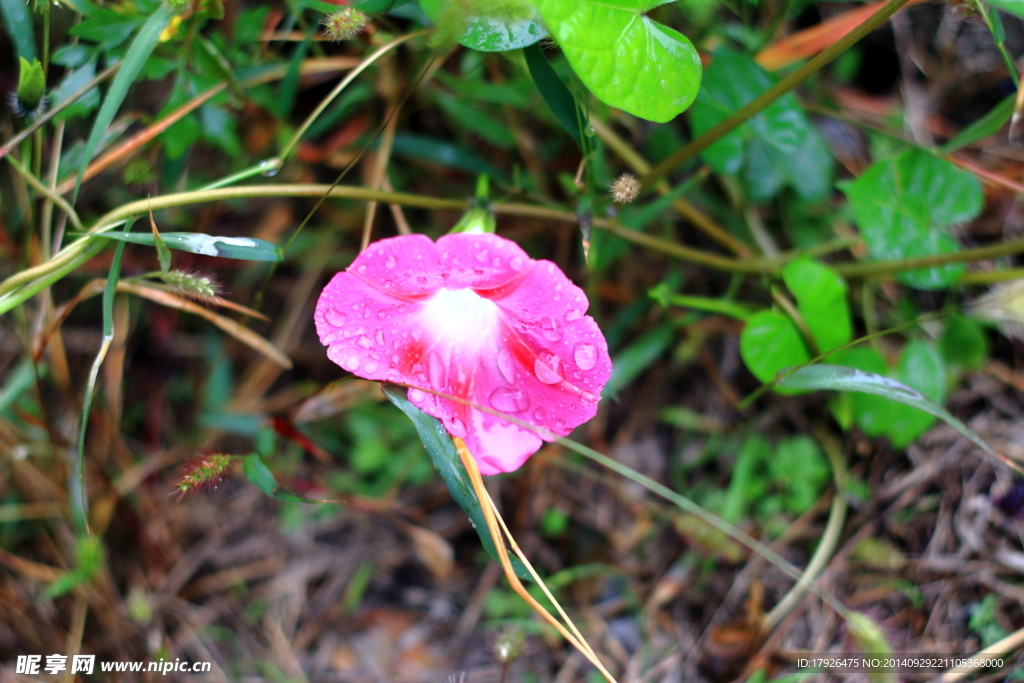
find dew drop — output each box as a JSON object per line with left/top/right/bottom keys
{"left": 573, "top": 371, "right": 582, "bottom": 380}
{"left": 534, "top": 352, "right": 563, "bottom": 385}
{"left": 363, "top": 361, "right": 379, "bottom": 374}
{"left": 533, "top": 407, "right": 547, "bottom": 422}
{"left": 569, "top": 404, "right": 577, "bottom": 412}
{"left": 565, "top": 308, "right": 582, "bottom": 322}
{"left": 497, "top": 349, "right": 516, "bottom": 385}
{"left": 492, "top": 256, "right": 502, "bottom": 268}
{"left": 584, "top": 124, "right": 596, "bottom": 137}
{"left": 324, "top": 308, "right": 347, "bottom": 326}
{"left": 555, "top": 418, "right": 566, "bottom": 429}
{"left": 409, "top": 389, "right": 425, "bottom": 403}
{"left": 357, "top": 264, "right": 367, "bottom": 274}
{"left": 510, "top": 256, "right": 525, "bottom": 271}
{"left": 384, "top": 280, "right": 393, "bottom": 289}
{"left": 344, "top": 356, "right": 361, "bottom": 372}
{"left": 476, "top": 249, "right": 489, "bottom": 263}
{"left": 581, "top": 391, "right": 597, "bottom": 405}
{"left": 428, "top": 351, "right": 447, "bottom": 389}
{"left": 391, "top": 354, "right": 401, "bottom": 364}
{"left": 357, "top": 336, "right": 374, "bottom": 350}
{"left": 574, "top": 343, "right": 598, "bottom": 371}
{"left": 385, "top": 255, "right": 397, "bottom": 269}
{"left": 489, "top": 387, "right": 530, "bottom": 413}
{"left": 321, "top": 332, "right": 338, "bottom": 344}
{"left": 377, "top": 310, "right": 388, "bottom": 319}
{"left": 397, "top": 304, "right": 407, "bottom": 313}
{"left": 385, "top": 370, "right": 401, "bottom": 382}
{"left": 539, "top": 316, "right": 562, "bottom": 341}
{"left": 450, "top": 417, "right": 466, "bottom": 437}
{"left": 375, "top": 330, "right": 385, "bottom": 346}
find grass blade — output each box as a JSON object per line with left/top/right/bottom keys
{"left": 75, "top": 219, "right": 134, "bottom": 535}
{"left": 523, "top": 43, "right": 583, "bottom": 147}
{"left": 776, "top": 364, "right": 995, "bottom": 455}
{"left": 382, "top": 384, "right": 531, "bottom": 580}
{"left": 82, "top": 231, "right": 283, "bottom": 261}
{"left": 71, "top": 4, "right": 174, "bottom": 203}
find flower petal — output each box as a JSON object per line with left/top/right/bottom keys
{"left": 436, "top": 233, "right": 531, "bottom": 290}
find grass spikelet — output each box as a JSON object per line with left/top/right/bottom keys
{"left": 158, "top": 269, "right": 222, "bottom": 302}
{"left": 173, "top": 453, "right": 233, "bottom": 501}
{"left": 322, "top": 8, "right": 369, "bottom": 41}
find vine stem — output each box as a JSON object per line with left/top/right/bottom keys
{"left": 640, "top": 0, "right": 915, "bottom": 187}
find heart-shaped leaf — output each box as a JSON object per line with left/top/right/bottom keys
{"left": 532, "top": 0, "right": 702, "bottom": 123}
{"left": 841, "top": 148, "right": 983, "bottom": 289}
{"left": 420, "top": 0, "right": 547, "bottom": 51}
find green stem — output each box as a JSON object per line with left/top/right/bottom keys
{"left": 7, "top": 154, "right": 83, "bottom": 233}
{"left": 640, "top": 0, "right": 914, "bottom": 187}
{"left": 833, "top": 238, "right": 1024, "bottom": 277}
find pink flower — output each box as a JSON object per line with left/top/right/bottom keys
{"left": 314, "top": 233, "right": 612, "bottom": 475}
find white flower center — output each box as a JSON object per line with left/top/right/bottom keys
{"left": 422, "top": 288, "right": 499, "bottom": 346}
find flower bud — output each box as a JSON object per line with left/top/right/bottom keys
{"left": 13, "top": 57, "right": 46, "bottom": 117}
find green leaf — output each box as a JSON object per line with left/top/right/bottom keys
{"left": 940, "top": 94, "right": 1014, "bottom": 154}
{"left": 73, "top": 5, "right": 174, "bottom": 202}
{"left": 690, "top": 48, "right": 831, "bottom": 201}
{"left": 985, "top": 0, "right": 1024, "bottom": 20}
{"left": 382, "top": 385, "right": 531, "bottom": 580}
{"left": 739, "top": 311, "right": 810, "bottom": 385}
{"left": 420, "top": 0, "right": 547, "bottom": 51}
{"left": 0, "top": 0, "right": 37, "bottom": 60}
{"left": 940, "top": 314, "right": 988, "bottom": 372}
{"left": 777, "top": 363, "right": 993, "bottom": 455}
{"left": 841, "top": 148, "right": 983, "bottom": 289}
{"left": 83, "top": 231, "right": 283, "bottom": 261}
{"left": 0, "top": 358, "right": 40, "bottom": 414}
{"left": 69, "top": 9, "right": 147, "bottom": 50}
{"left": 885, "top": 340, "right": 946, "bottom": 447}
{"left": 243, "top": 454, "right": 319, "bottom": 503}
{"left": 522, "top": 43, "right": 583, "bottom": 146}
{"left": 782, "top": 258, "right": 852, "bottom": 353}
{"left": 51, "top": 58, "right": 102, "bottom": 123}
{"left": 531, "top": 0, "right": 702, "bottom": 123}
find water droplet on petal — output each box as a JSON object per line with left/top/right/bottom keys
{"left": 377, "top": 310, "right": 387, "bottom": 319}
{"left": 565, "top": 308, "right": 582, "bottom": 322}
{"left": 533, "top": 407, "right": 547, "bottom": 422}
{"left": 357, "top": 336, "right": 374, "bottom": 350}
{"left": 385, "top": 370, "right": 401, "bottom": 382}
{"left": 581, "top": 391, "right": 597, "bottom": 405}
{"left": 363, "top": 361, "right": 379, "bottom": 373}
{"left": 497, "top": 349, "right": 516, "bottom": 384}
{"left": 357, "top": 264, "right": 367, "bottom": 274}
{"left": 555, "top": 418, "right": 566, "bottom": 429}
{"left": 510, "top": 256, "right": 525, "bottom": 271}
{"left": 449, "top": 417, "right": 466, "bottom": 437}
{"left": 492, "top": 257, "right": 502, "bottom": 268}
{"left": 428, "top": 351, "right": 446, "bottom": 389}
{"left": 384, "top": 280, "right": 393, "bottom": 289}
{"left": 397, "top": 304, "right": 407, "bottom": 313}
{"left": 324, "top": 308, "right": 347, "bottom": 326}
{"left": 321, "top": 332, "right": 338, "bottom": 344}
{"left": 489, "top": 387, "right": 530, "bottom": 413}
{"left": 574, "top": 343, "right": 598, "bottom": 370}
{"left": 540, "top": 316, "right": 562, "bottom": 341}
{"left": 534, "top": 352, "right": 563, "bottom": 384}
{"left": 476, "top": 249, "right": 489, "bottom": 263}
{"left": 344, "top": 356, "right": 361, "bottom": 372}
{"left": 375, "top": 330, "right": 385, "bottom": 346}
{"left": 391, "top": 354, "right": 401, "bottom": 364}
{"left": 385, "top": 255, "right": 397, "bottom": 268}
{"left": 409, "top": 389, "right": 425, "bottom": 403}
